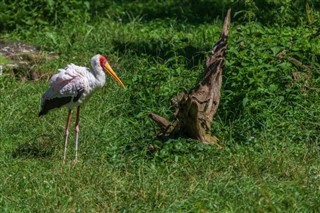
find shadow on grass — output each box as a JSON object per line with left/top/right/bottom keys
{"left": 121, "top": 133, "right": 216, "bottom": 160}
{"left": 100, "top": 0, "right": 230, "bottom": 25}
{"left": 113, "top": 39, "right": 208, "bottom": 68}
{"left": 12, "top": 134, "right": 57, "bottom": 159}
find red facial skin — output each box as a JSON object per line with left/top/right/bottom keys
{"left": 99, "top": 55, "right": 108, "bottom": 68}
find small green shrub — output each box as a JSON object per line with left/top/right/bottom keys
{"left": 0, "top": 0, "right": 90, "bottom": 30}
{"left": 1, "top": 0, "right": 320, "bottom": 31}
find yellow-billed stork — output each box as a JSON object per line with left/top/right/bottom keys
{"left": 39, "top": 54, "right": 125, "bottom": 162}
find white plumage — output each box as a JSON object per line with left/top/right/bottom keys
{"left": 39, "top": 54, "right": 125, "bottom": 162}
{"left": 48, "top": 64, "right": 98, "bottom": 107}
{"left": 40, "top": 55, "right": 108, "bottom": 114}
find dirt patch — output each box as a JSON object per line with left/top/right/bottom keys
{"left": 0, "top": 40, "right": 40, "bottom": 55}
{"left": 0, "top": 41, "right": 58, "bottom": 81}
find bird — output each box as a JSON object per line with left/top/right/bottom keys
{"left": 39, "top": 54, "right": 125, "bottom": 162}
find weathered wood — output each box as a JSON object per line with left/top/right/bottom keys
{"left": 149, "top": 9, "right": 231, "bottom": 147}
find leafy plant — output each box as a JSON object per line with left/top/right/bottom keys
{"left": 0, "top": 0, "right": 90, "bottom": 30}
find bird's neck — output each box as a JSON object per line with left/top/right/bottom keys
{"left": 91, "top": 66, "right": 106, "bottom": 87}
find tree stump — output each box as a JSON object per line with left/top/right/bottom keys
{"left": 149, "top": 9, "right": 231, "bottom": 147}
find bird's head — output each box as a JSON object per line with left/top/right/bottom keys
{"left": 98, "top": 55, "right": 125, "bottom": 89}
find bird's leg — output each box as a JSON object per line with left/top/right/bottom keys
{"left": 74, "top": 106, "right": 81, "bottom": 163}
{"left": 63, "top": 109, "right": 72, "bottom": 163}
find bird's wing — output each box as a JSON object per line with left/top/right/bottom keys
{"left": 39, "top": 64, "right": 90, "bottom": 116}
{"left": 47, "top": 64, "right": 88, "bottom": 99}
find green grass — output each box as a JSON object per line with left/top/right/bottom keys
{"left": 1, "top": 6, "right": 320, "bottom": 212}
{"left": 0, "top": 55, "right": 11, "bottom": 65}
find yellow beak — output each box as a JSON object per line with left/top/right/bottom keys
{"left": 104, "top": 62, "right": 125, "bottom": 89}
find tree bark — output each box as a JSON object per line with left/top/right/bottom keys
{"left": 149, "top": 9, "right": 231, "bottom": 147}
